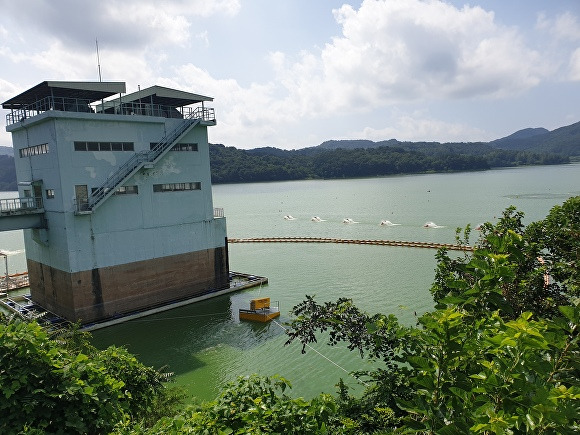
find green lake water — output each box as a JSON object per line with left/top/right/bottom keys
{"left": 2, "top": 163, "right": 579, "bottom": 401}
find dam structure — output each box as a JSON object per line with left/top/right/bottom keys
{"left": 2, "top": 81, "right": 230, "bottom": 324}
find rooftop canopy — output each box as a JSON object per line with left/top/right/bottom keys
{"left": 115, "top": 85, "right": 213, "bottom": 107}
{"left": 2, "top": 81, "right": 126, "bottom": 109}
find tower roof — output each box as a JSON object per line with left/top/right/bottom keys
{"left": 117, "top": 85, "right": 213, "bottom": 107}
{"left": 2, "top": 81, "right": 126, "bottom": 109}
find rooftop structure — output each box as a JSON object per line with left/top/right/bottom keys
{"left": 2, "top": 80, "right": 229, "bottom": 324}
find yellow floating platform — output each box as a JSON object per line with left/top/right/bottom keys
{"left": 239, "top": 297, "right": 280, "bottom": 323}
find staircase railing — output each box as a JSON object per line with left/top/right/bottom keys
{"left": 83, "top": 110, "right": 208, "bottom": 213}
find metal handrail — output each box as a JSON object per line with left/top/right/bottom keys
{"left": 5, "top": 96, "right": 94, "bottom": 124}
{"left": 0, "top": 197, "right": 43, "bottom": 214}
{"left": 6, "top": 95, "right": 216, "bottom": 126}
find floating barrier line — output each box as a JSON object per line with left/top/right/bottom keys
{"left": 228, "top": 237, "right": 472, "bottom": 251}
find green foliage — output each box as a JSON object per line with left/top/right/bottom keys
{"left": 432, "top": 200, "right": 578, "bottom": 319}
{"left": 526, "top": 195, "right": 580, "bottom": 297}
{"left": 3, "top": 198, "right": 578, "bottom": 433}
{"left": 398, "top": 306, "right": 580, "bottom": 433}
{"left": 286, "top": 198, "right": 580, "bottom": 433}
{"left": 0, "top": 141, "right": 571, "bottom": 191}
{"left": 0, "top": 316, "right": 182, "bottom": 434}
{"left": 286, "top": 296, "right": 402, "bottom": 363}
{"left": 209, "top": 143, "right": 569, "bottom": 185}
{"left": 0, "top": 319, "right": 123, "bottom": 433}
{"left": 124, "top": 374, "right": 339, "bottom": 434}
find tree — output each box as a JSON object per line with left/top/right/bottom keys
{"left": 0, "top": 317, "right": 181, "bottom": 434}
{"left": 284, "top": 198, "right": 580, "bottom": 433}
{"left": 431, "top": 198, "right": 579, "bottom": 320}
{"left": 525, "top": 196, "right": 580, "bottom": 297}
{"left": 124, "top": 374, "right": 339, "bottom": 434}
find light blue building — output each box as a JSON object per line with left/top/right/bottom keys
{"left": 2, "top": 81, "right": 229, "bottom": 323}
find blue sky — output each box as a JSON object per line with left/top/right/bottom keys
{"left": 1, "top": 0, "right": 579, "bottom": 149}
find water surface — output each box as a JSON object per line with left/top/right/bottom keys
{"left": 3, "top": 164, "right": 579, "bottom": 400}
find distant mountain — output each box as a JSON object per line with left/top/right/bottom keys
{"left": 312, "top": 121, "right": 580, "bottom": 157}
{"left": 493, "top": 127, "right": 549, "bottom": 144}
{"left": 246, "top": 147, "right": 296, "bottom": 157}
{"left": 489, "top": 121, "right": 580, "bottom": 156}
{"left": 1, "top": 121, "right": 576, "bottom": 190}
{"left": 0, "top": 146, "right": 14, "bottom": 156}
{"left": 317, "top": 139, "right": 395, "bottom": 150}
{"left": 311, "top": 138, "right": 496, "bottom": 156}
{"left": 0, "top": 155, "right": 16, "bottom": 190}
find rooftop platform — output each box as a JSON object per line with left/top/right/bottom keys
{"left": 2, "top": 81, "right": 126, "bottom": 109}
{"left": 3, "top": 81, "right": 215, "bottom": 126}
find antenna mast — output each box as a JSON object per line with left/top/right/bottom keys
{"left": 96, "top": 38, "right": 102, "bottom": 82}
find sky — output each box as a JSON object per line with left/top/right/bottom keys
{"left": 0, "top": 0, "right": 579, "bottom": 150}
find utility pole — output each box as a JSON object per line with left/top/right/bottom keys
{"left": 0, "top": 252, "right": 7, "bottom": 292}
{"left": 96, "top": 38, "right": 102, "bottom": 82}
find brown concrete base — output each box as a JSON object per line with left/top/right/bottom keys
{"left": 27, "top": 246, "right": 229, "bottom": 324}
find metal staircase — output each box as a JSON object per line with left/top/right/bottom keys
{"left": 80, "top": 112, "right": 203, "bottom": 213}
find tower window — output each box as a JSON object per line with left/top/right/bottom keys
{"left": 150, "top": 142, "right": 198, "bottom": 151}
{"left": 20, "top": 143, "right": 49, "bottom": 157}
{"left": 153, "top": 182, "right": 201, "bottom": 192}
{"left": 74, "top": 141, "right": 134, "bottom": 151}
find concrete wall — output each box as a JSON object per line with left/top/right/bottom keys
{"left": 28, "top": 244, "right": 229, "bottom": 323}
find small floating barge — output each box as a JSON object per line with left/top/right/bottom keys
{"left": 239, "top": 297, "right": 280, "bottom": 323}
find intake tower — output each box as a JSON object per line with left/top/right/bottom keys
{"left": 2, "top": 81, "right": 229, "bottom": 323}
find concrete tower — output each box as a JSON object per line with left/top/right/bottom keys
{"left": 2, "top": 81, "right": 229, "bottom": 323}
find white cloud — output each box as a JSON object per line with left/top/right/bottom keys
{"left": 357, "top": 113, "right": 488, "bottom": 143}
{"left": 536, "top": 10, "right": 580, "bottom": 82}
{"left": 0, "top": 0, "right": 240, "bottom": 51}
{"left": 537, "top": 11, "right": 580, "bottom": 41}
{"left": 172, "top": 64, "right": 287, "bottom": 146}
{"left": 196, "top": 31, "right": 210, "bottom": 48}
{"left": 103, "top": 3, "right": 192, "bottom": 47}
{"left": 0, "top": 41, "right": 95, "bottom": 80}
{"left": 185, "top": 0, "right": 551, "bottom": 147}
{"left": 0, "top": 0, "right": 577, "bottom": 150}
{"left": 259, "top": 0, "right": 549, "bottom": 128}
{"left": 569, "top": 48, "right": 580, "bottom": 81}
{"left": 188, "top": 0, "right": 241, "bottom": 17}
{"left": 0, "top": 78, "right": 20, "bottom": 107}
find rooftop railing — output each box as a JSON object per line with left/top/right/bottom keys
{"left": 5, "top": 96, "right": 215, "bottom": 126}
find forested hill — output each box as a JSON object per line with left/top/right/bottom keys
{"left": 490, "top": 121, "right": 580, "bottom": 155}
{"left": 0, "top": 146, "right": 14, "bottom": 156}
{"left": 0, "top": 122, "right": 577, "bottom": 190}
{"left": 0, "top": 155, "right": 17, "bottom": 191}
{"left": 209, "top": 142, "right": 567, "bottom": 184}
{"left": 207, "top": 120, "right": 577, "bottom": 184}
